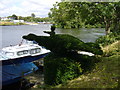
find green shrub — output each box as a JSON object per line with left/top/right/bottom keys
{"left": 44, "top": 53, "right": 82, "bottom": 85}
{"left": 85, "top": 42, "right": 103, "bottom": 55}
{"left": 70, "top": 54, "right": 99, "bottom": 73}
{"left": 95, "top": 32, "right": 120, "bottom": 47}
{"left": 79, "top": 56, "right": 99, "bottom": 72}
{"left": 44, "top": 53, "right": 98, "bottom": 86}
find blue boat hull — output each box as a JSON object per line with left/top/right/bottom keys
{"left": 2, "top": 62, "right": 38, "bottom": 86}
{"left": 2, "top": 53, "right": 49, "bottom": 65}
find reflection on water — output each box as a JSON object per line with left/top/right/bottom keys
{"left": 56, "top": 28, "right": 105, "bottom": 42}
{"left": 0, "top": 24, "right": 105, "bottom": 48}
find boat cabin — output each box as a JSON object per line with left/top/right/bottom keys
{"left": 0, "top": 44, "right": 43, "bottom": 60}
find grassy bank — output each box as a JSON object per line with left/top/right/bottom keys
{"left": 28, "top": 41, "right": 119, "bottom": 89}
{"left": 25, "top": 34, "right": 119, "bottom": 89}
{"left": 54, "top": 40, "right": 120, "bottom": 88}
{"left": 30, "top": 40, "right": 118, "bottom": 89}
{"left": 0, "top": 21, "right": 26, "bottom": 26}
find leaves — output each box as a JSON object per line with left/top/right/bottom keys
{"left": 49, "top": 2, "right": 120, "bottom": 34}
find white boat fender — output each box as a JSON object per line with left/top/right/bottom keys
{"left": 77, "top": 51, "right": 95, "bottom": 56}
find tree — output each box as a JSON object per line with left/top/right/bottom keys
{"left": 31, "top": 13, "right": 35, "bottom": 18}
{"left": 49, "top": 2, "right": 120, "bottom": 34}
{"left": 82, "top": 2, "right": 119, "bottom": 34}
{"left": 49, "top": 2, "right": 83, "bottom": 28}
{"left": 112, "top": 2, "right": 120, "bottom": 33}
{"left": 8, "top": 14, "right": 18, "bottom": 20}
{"left": 81, "top": 2, "right": 120, "bottom": 34}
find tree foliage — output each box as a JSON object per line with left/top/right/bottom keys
{"left": 31, "top": 13, "right": 35, "bottom": 18}
{"left": 8, "top": 14, "right": 18, "bottom": 20}
{"left": 23, "top": 33, "right": 101, "bottom": 85}
{"left": 49, "top": 2, "right": 120, "bottom": 34}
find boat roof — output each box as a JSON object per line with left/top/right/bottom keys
{"left": 2, "top": 44, "right": 41, "bottom": 52}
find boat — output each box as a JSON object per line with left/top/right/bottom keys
{"left": 0, "top": 40, "right": 50, "bottom": 65}
{"left": 1, "top": 62, "right": 38, "bottom": 85}
{"left": 0, "top": 40, "right": 50, "bottom": 86}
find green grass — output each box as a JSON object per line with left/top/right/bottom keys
{"left": 102, "top": 41, "right": 120, "bottom": 56}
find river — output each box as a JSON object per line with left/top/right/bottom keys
{"left": 0, "top": 24, "right": 105, "bottom": 48}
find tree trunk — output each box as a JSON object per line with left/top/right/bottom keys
{"left": 105, "top": 23, "right": 111, "bottom": 35}
{"left": 104, "top": 16, "right": 111, "bottom": 35}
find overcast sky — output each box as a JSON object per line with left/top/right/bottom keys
{"left": 0, "top": 0, "right": 61, "bottom": 17}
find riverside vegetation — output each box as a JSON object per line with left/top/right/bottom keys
{"left": 45, "top": 2, "right": 120, "bottom": 88}
{"left": 0, "top": 13, "right": 51, "bottom": 26}
{"left": 23, "top": 1, "right": 120, "bottom": 89}
{"left": 23, "top": 33, "right": 103, "bottom": 86}
{"left": 54, "top": 37, "right": 120, "bottom": 88}
{"left": 23, "top": 32, "right": 119, "bottom": 88}
{"left": 53, "top": 33, "right": 120, "bottom": 88}
{"left": 49, "top": 2, "right": 120, "bottom": 34}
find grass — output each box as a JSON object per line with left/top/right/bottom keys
{"left": 102, "top": 40, "right": 120, "bottom": 56}
{"left": 53, "top": 41, "right": 120, "bottom": 88}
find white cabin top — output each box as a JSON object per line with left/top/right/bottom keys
{"left": 2, "top": 44, "right": 40, "bottom": 52}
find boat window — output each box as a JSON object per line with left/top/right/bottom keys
{"left": 5, "top": 52, "right": 14, "bottom": 56}
{"left": 17, "top": 50, "right": 28, "bottom": 56}
{"left": 30, "top": 48, "right": 41, "bottom": 54}
{"left": 17, "top": 51, "right": 24, "bottom": 56}
{"left": 1, "top": 51, "right": 5, "bottom": 54}
{"left": 36, "top": 48, "right": 41, "bottom": 53}
{"left": 23, "top": 50, "right": 28, "bottom": 54}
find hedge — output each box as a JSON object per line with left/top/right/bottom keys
{"left": 44, "top": 53, "right": 82, "bottom": 85}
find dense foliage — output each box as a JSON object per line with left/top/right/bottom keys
{"left": 44, "top": 53, "right": 82, "bottom": 85}
{"left": 96, "top": 32, "right": 120, "bottom": 47}
{"left": 23, "top": 33, "right": 103, "bottom": 85}
{"left": 49, "top": 2, "right": 120, "bottom": 34}
{"left": 23, "top": 34, "right": 103, "bottom": 55}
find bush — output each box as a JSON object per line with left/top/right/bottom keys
{"left": 85, "top": 42, "right": 103, "bottom": 55}
{"left": 95, "top": 32, "right": 120, "bottom": 47}
{"left": 44, "top": 53, "right": 98, "bottom": 86}
{"left": 77, "top": 55, "right": 99, "bottom": 72}
{"left": 44, "top": 53, "right": 82, "bottom": 85}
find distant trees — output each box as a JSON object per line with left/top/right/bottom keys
{"left": 8, "top": 14, "right": 18, "bottom": 20}
{"left": 31, "top": 13, "right": 35, "bottom": 18}
{"left": 7, "top": 13, "right": 51, "bottom": 23}
{"left": 49, "top": 2, "right": 120, "bottom": 34}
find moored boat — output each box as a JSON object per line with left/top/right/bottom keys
{"left": 2, "top": 62, "right": 38, "bottom": 86}
{"left": 0, "top": 40, "right": 50, "bottom": 86}
{"left": 0, "top": 40, "right": 50, "bottom": 65}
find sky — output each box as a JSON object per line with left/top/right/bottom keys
{"left": 0, "top": 0, "right": 61, "bottom": 17}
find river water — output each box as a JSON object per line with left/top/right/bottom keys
{"left": 0, "top": 24, "right": 105, "bottom": 48}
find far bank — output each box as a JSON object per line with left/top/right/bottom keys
{"left": 0, "top": 21, "right": 26, "bottom": 26}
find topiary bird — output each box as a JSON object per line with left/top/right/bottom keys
{"left": 23, "top": 34, "right": 103, "bottom": 56}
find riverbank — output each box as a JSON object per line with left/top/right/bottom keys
{"left": 0, "top": 21, "right": 50, "bottom": 26}
{"left": 26, "top": 40, "right": 119, "bottom": 89}
{"left": 54, "top": 40, "right": 120, "bottom": 88}
{"left": 0, "top": 21, "right": 26, "bottom": 26}
{"left": 23, "top": 32, "right": 120, "bottom": 89}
